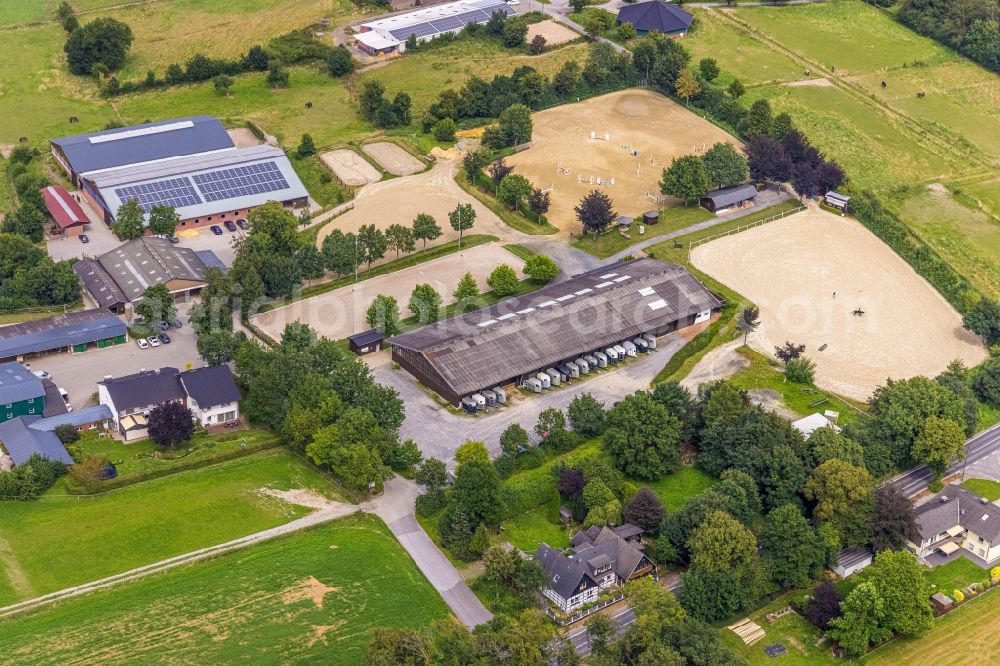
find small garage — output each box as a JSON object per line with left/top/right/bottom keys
{"left": 348, "top": 329, "right": 385, "bottom": 356}
{"left": 700, "top": 184, "right": 758, "bottom": 214}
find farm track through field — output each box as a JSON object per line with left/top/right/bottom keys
{"left": 710, "top": 8, "right": 992, "bottom": 184}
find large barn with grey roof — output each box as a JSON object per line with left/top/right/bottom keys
{"left": 390, "top": 258, "right": 722, "bottom": 406}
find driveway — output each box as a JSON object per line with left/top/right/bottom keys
{"left": 27, "top": 304, "right": 201, "bottom": 411}
{"left": 369, "top": 334, "right": 686, "bottom": 464}
{"left": 363, "top": 477, "right": 493, "bottom": 628}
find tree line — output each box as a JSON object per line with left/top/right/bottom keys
{"left": 895, "top": 0, "right": 1000, "bottom": 75}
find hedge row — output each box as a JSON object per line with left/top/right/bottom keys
{"left": 850, "top": 191, "right": 980, "bottom": 313}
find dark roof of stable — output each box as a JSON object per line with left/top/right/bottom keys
{"left": 702, "top": 184, "right": 758, "bottom": 208}
{"left": 919, "top": 484, "right": 1000, "bottom": 543}
{"left": 100, "top": 367, "right": 185, "bottom": 413}
{"left": 51, "top": 116, "right": 234, "bottom": 175}
{"left": 617, "top": 1, "right": 693, "bottom": 34}
{"left": 42, "top": 186, "right": 88, "bottom": 228}
{"left": 29, "top": 405, "right": 114, "bottom": 430}
{"left": 349, "top": 329, "right": 385, "bottom": 346}
{"left": 73, "top": 259, "right": 128, "bottom": 309}
{"left": 0, "top": 309, "right": 126, "bottom": 359}
{"left": 390, "top": 259, "right": 722, "bottom": 396}
{"left": 0, "top": 362, "right": 44, "bottom": 404}
{"left": 0, "top": 416, "right": 73, "bottom": 466}
{"left": 91, "top": 237, "right": 209, "bottom": 303}
{"left": 178, "top": 365, "right": 240, "bottom": 410}
{"left": 835, "top": 547, "right": 873, "bottom": 569}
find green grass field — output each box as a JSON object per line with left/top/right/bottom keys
{"left": 500, "top": 504, "right": 570, "bottom": 554}
{"left": 634, "top": 465, "right": 716, "bottom": 513}
{"left": 961, "top": 478, "right": 1000, "bottom": 502}
{"left": 0, "top": 449, "right": 343, "bottom": 606}
{"left": 0, "top": 514, "right": 450, "bottom": 665}
{"left": 923, "top": 557, "right": 989, "bottom": 593}
{"left": 573, "top": 204, "right": 713, "bottom": 258}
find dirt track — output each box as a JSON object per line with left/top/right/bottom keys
{"left": 507, "top": 89, "right": 741, "bottom": 231}
{"left": 691, "top": 206, "right": 987, "bottom": 401}
{"left": 526, "top": 20, "right": 578, "bottom": 47}
{"left": 321, "top": 149, "right": 382, "bottom": 186}
{"left": 362, "top": 142, "right": 424, "bottom": 175}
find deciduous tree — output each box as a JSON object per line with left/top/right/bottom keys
{"left": 147, "top": 401, "right": 194, "bottom": 448}
{"left": 523, "top": 254, "right": 558, "bottom": 283}
{"left": 575, "top": 189, "right": 616, "bottom": 239}
{"left": 623, "top": 488, "right": 665, "bottom": 532}
{"left": 701, "top": 142, "right": 748, "bottom": 189}
{"left": 604, "top": 391, "right": 682, "bottom": 479}
{"left": 912, "top": 415, "right": 966, "bottom": 479}
{"left": 408, "top": 283, "right": 442, "bottom": 324}
{"left": 486, "top": 264, "right": 519, "bottom": 296}
{"left": 660, "top": 155, "right": 710, "bottom": 204}
{"left": 760, "top": 503, "right": 824, "bottom": 589}
{"left": 65, "top": 17, "right": 133, "bottom": 75}
{"left": 366, "top": 294, "right": 401, "bottom": 336}
{"left": 868, "top": 484, "right": 918, "bottom": 552}
{"left": 112, "top": 198, "right": 145, "bottom": 240}
{"left": 411, "top": 213, "right": 442, "bottom": 249}
{"left": 567, "top": 393, "right": 604, "bottom": 437}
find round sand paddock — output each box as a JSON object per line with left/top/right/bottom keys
{"left": 526, "top": 20, "right": 579, "bottom": 47}
{"left": 507, "top": 89, "right": 741, "bottom": 231}
{"left": 321, "top": 149, "right": 382, "bottom": 186}
{"left": 250, "top": 243, "right": 524, "bottom": 342}
{"left": 690, "top": 206, "right": 987, "bottom": 401}
{"left": 362, "top": 142, "right": 424, "bottom": 175}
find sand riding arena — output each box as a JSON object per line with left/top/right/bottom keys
{"left": 506, "top": 89, "right": 740, "bottom": 232}
{"left": 690, "top": 207, "right": 987, "bottom": 401}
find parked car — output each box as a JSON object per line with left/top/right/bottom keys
{"left": 79, "top": 234, "right": 89, "bottom": 243}
{"left": 31, "top": 370, "right": 51, "bottom": 379}
{"left": 224, "top": 220, "right": 237, "bottom": 232}
{"left": 147, "top": 336, "right": 160, "bottom": 348}
{"left": 158, "top": 333, "right": 171, "bottom": 344}
{"left": 168, "top": 234, "right": 180, "bottom": 244}
{"left": 136, "top": 338, "right": 149, "bottom": 350}
{"left": 172, "top": 319, "right": 182, "bottom": 329}
{"left": 159, "top": 321, "right": 170, "bottom": 330}
{"left": 58, "top": 387, "right": 69, "bottom": 402}
{"left": 210, "top": 225, "right": 223, "bottom": 235}
{"left": 236, "top": 219, "right": 249, "bottom": 230}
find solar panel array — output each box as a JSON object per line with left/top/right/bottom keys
{"left": 388, "top": 4, "right": 515, "bottom": 41}
{"left": 192, "top": 161, "right": 289, "bottom": 203}
{"left": 114, "top": 177, "right": 202, "bottom": 212}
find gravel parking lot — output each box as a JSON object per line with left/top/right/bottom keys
{"left": 24, "top": 306, "right": 201, "bottom": 411}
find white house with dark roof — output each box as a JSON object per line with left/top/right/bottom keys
{"left": 534, "top": 525, "right": 653, "bottom": 612}
{"left": 908, "top": 484, "right": 1000, "bottom": 566}
{"left": 98, "top": 366, "right": 239, "bottom": 441}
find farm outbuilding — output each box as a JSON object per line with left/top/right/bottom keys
{"left": 700, "top": 184, "right": 758, "bottom": 213}
{"left": 617, "top": 1, "right": 693, "bottom": 37}
{"left": 348, "top": 329, "right": 385, "bottom": 356}
{"left": 41, "top": 186, "right": 89, "bottom": 236}
{"left": 0, "top": 309, "right": 127, "bottom": 364}
{"left": 833, "top": 547, "right": 873, "bottom": 578}
{"left": 390, "top": 258, "right": 722, "bottom": 405}
{"left": 357, "top": 0, "right": 516, "bottom": 55}
{"left": 825, "top": 191, "right": 851, "bottom": 212}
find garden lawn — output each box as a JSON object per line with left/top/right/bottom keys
{"left": 500, "top": 504, "right": 570, "bottom": 554}
{"left": 730, "top": 1, "right": 955, "bottom": 75}
{"left": 59, "top": 427, "right": 281, "bottom": 490}
{"left": 0, "top": 514, "right": 449, "bottom": 665}
{"left": 726, "top": 347, "right": 867, "bottom": 427}
{"left": 718, "top": 593, "right": 837, "bottom": 666}
{"left": 572, "top": 204, "right": 713, "bottom": 259}
{"left": 860, "top": 586, "right": 1000, "bottom": 665}
{"left": 923, "top": 557, "right": 988, "bottom": 593}
{"left": 632, "top": 465, "right": 715, "bottom": 513}
{"left": 961, "top": 478, "right": 1000, "bottom": 502}
{"left": 0, "top": 449, "right": 343, "bottom": 606}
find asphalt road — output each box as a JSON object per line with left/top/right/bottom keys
{"left": 892, "top": 422, "right": 1000, "bottom": 497}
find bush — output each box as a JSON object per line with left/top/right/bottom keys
{"left": 487, "top": 264, "right": 520, "bottom": 297}
{"left": 524, "top": 255, "right": 559, "bottom": 283}
{"left": 416, "top": 489, "right": 447, "bottom": 517}
{"left": 327, "top": 45, "right": 355, "bottom": 77}
{"left": 54, "top": 424, "right": 81, "bottom": 444}
{"left": 432, "top": 117, "right": 457, "bottom": 142}
{"left": 785, "top": 357, "right": 816, "bottom": 384}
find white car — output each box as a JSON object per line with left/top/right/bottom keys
{"left": 506, "top": 0, "right": 519, "bottom": 4}
{"left": 32, "top": 370, "right": 51, "bottom": 379}
{"left": 147, "top": 336, "right": 161, "bottom": 348}
{"left": 137, "top": 338, "right": 150, "bottom": 350}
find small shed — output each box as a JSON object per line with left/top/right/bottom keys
{"left": 617, "top": 215, "right": 633, "bottom": 229}
{"left": 41, "top": 185, "right": 88, "bottom": 236}
{"left": 348, "top": 329, "right": 384, "bottom": 356}
{"left": 825, "top": 191, "right": 851, "bottom": 212}
{"left": 700, "top": 184, "right": 758, "bottom": 213}
{"left": 931, "top": 592, "right": 954, "bottom": 614}
{"left": 643, "top": 210, "right": 659, "bottom": 225}
{"left": 833, "top": 547, "right": 873, "bottom": 578}
{"left": 559, "top": 506, "right": 573, "bottom": 524}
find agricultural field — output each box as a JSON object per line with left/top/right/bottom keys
{"left": 0, "top": 515, "right": 450, "bottom": 665}
{"left": 0, "top": 450, "right": 343, "bottom": 606}
{"left": 690, "top": 207, "right": 987, "bottom": 401}
{"left": 507, "top": 89, "right": 741, "bottom": 231}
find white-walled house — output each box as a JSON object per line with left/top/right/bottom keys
{"left": 99, "top": 366, "right": 239, "bottom": 441}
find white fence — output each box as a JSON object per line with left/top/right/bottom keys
{"left": 687, "top": 204, "right": 806, "bottom": 259}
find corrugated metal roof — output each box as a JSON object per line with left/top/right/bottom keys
{"left": 42, "top": 186, "right": 88, "bottom": 229}
{"left": 391, "top": 259, "right": 722, "bottom": 396}
{"left": 95, "top": 238, "right": 209, "bottom": 302}
{"left": 0, "top": 362, "right": 45, "bottom": 405}
{"left": 51, "top": 116, "right": 234, "bottom": 175}
{"left": 702, "top": 184, "right": 758, "bottom": 209}
{"left": 73, "top": 260, "right": 128, "bottom": 309}
{"left": 0, "top": 416, "right": 73, "bottom": 466}
{"left": 27, "top": 404, "right": 113, "bottom": 431}
{"left": 0, "top": 309, "right": 126, "bottom": 358}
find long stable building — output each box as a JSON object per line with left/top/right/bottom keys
{"left": 0, "top": 309, "right": 127, "bottom": 364}
{"left": 50, "top": 117, "right": 308, "bottom": 230}
{"left": 356, "top": 0, "right": 516, "bottom": 55}
{"left": 391, "top": 258, "right": 722, "bottom": 405}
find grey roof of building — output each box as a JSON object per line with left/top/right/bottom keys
{"left": 29, "top": 404, "right": 114, "bottom": 431}
{"left": 617, "top": 1, "right": 693, "bottom": 33}
{"left": 835, "top": 547, "right": 873, "bottom": 569}
{"left": 73, "top": 259, "right": 128, "bottom": 308}
{"left": 573, "top": 527, "right": 647, "bottom": 582}
{"left": 613, "top": 523, "right": 644, "bottom": 540}
{"left": 51, "top": 116, "right": 234, "bottom": 175}
{"left": 95, "top": 237, "right": 209, "bottom": 302}
{"left": 534, "top": 543, "right": 595, "bottom": 600}
{"left": 918, "top": 484, "right": 1000, "bottom": 543}
{"left": 0, "top": 309, "right": 125, "bottom": 358}
{"left": 100, "top": 367, "right": 185, "bottom": 413}
{"left": 702, "top": 184, "right": 758, "bottom": 208}
{"left": 195, "top": 250, "right": 228, "bottom": 273}
{"left": 178, "top": 365, "right": 240, "bottom": 410}
{"left": 0, "top": 416, "right": 73, "bottom": 466}
{"left": 391, "top": 259, "right": 722, "bottom": 397}
{"left": 40, "top": 379, "right": 67, "bottom": 417}
{"left": 349, "top": 329, "right": 385, "bottom": 346}
{"left": 0, "top": 362, "right": 44, "bottom": 404}
{"left": 90, "top": 146, "right": 309, "bottom": 222}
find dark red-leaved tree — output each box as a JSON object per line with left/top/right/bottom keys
{"left": 575, "top": 189, "right": 616, "bottom": 239}
{"left": 623, "top": 487, "right": 666, "bottom": 532}
{"left": 805, "top": 580, "right": 844, "bottom": 630}
{"left": 815, "top": 160, "right": 846, "bottom": 193}
{"left": 147, "top": 401, "right": 195, "bottom": 448}
{"left": 558, "top": 468, "right": 585, "bottom": 499}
